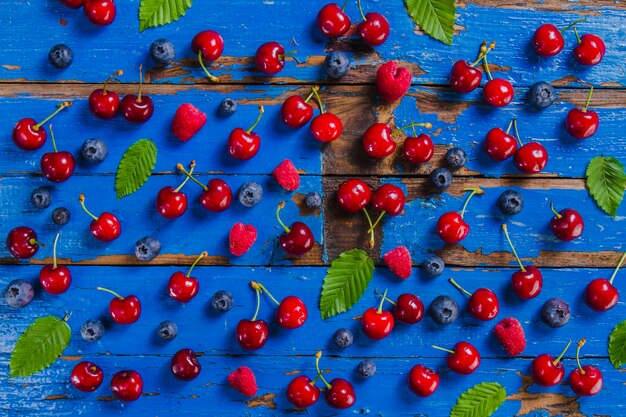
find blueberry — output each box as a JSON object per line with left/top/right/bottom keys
{"left": 541, "top": 298, "right": 570, "bottom": 328}
{"left": 4, "top": 279, "right": 34, "bottom": 308}
{"left": 528, "top": 81, "right": 557, "bottom": 109}
{"left": 305, "top": 192, "right": 322, "bottom": 209}
{"left": 52, "top": 207, "right": 71, "bottom": 226}
{"left": 134, "top": 236, "right": 161, "bottom": 261}
{"left": 445, "top": 148, "right": 467, "bottom": 170}
{"left": 356, "top": 359, "right": 376, "bottom": 378}
{"left": 31, "top": 187, "right": 52, "bottom": 209}
{"left": 211, "top": 290, "right": 233, "bottom": 312}
{"left": 80, "top": 139, "right": 108, "bottom": 164}
{"left": 157, "top": 320, "right": 178, "bottom": 341}
{"left": 48, "top": 44, "right": 73, "bottom": 69}
{"left": 80, "top": 319, "right": 105, "bottom": 342}
{"left": 498, "top": 190, "right": 523, "bottom": 215}
{"left": 429, "top": 167, "right": 453, "bottom": 191}
{"left": 429, "top": 295, "right": 459, "bottom": 324}
{"left": 422, "top": 255, "right": 445, "bottom": 277}
{"left": 333, "top": 328, "right": 353, "bottom": 348}
{"left": 237, "top": 182, "right": 263, "bottom": 207}
{"left": 219, "top": 98, "right": 237, "bottom": 116}
{"left": 150, "top": 39, "right": 176, "bottom": 67}
{"left": 324, "top": 51, "right": 350, "bottom": 79}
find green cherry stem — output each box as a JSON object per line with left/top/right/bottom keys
{"left": 52, "top": 232, "right": 60, "bottom": 269}
{"left": 362, "top": 208, "right": 376, "bottom": 249}
{"left": 505, "top": 119, "right": 514, "bottom": 135}
{"left": 315, "top": 350, "right": 332, "bottom": 389}
{"left": 609, "top": 252, "right": 626, "bottom": 284}
{"left": 367, "top": 211, "right": 385, "bottom": 234}
{"left": 174, "top": 161, "right": 196, "bottom": 192}
{"left": 392, "top": 122, "right": 433, "bottom": 136}
{"left": 63, "top": 311, "right": 72, "bottom": 322}
{"left": 137, "top": 64, "right": 144, "bottom": 103}
{"left": 553, "top": 340, "right": 572, "bottom": 367}
{"left": 197, "top": 51, "right": 219, "bottom": 82}
{"left": 356, "top": 0, "right": 367, "bottom": 20}
{"left": 28, "top": 238, "right": 44, "bottom": 248}
{"left": 550, "top": 201, "right": 562, "bottom": 219}
{"left": 582, "top": 86, "right": 594, "bottom": 112}
{"left": 470, "top": 41, "right": 496, "bottom": 67}
{"left": 502, "top": 224, "right": 526, "bottom": 272}
{"left": 34, "top": 101, "right": 73, "bottom": 131}
{"left": 374, "top": 289, "right": 397, "bottom": 306}
{"left": 449, "top": 278, "right": 472, "bottom": 297}
{"left": 251, "top": 281, "right": 280, "bottom": 306}
{"left": 460, "top": 187, "right": 485, "bottom": 218}
{"left": 341, "top": 0, "right": 349, "bottom": 11}
{"left": 276, "top": 202, "right": 291, "bottom": 233}
{"left": 96, "top": 286, "right": 125, "bottom": 300}
{"left": 177, "top": 163, "right": 208, "bottom": 191}
{"left": 513, "top": 119, "right": 523, "bottom": 147}
{"left": 573, "top": 26, "right": 582, "bottom": 43}
{"left": 246, "top": 106, "right": 264, "bottom": 134}
{"left": 432, "top": 345, "right": 455, "bottom": 355}
{"left": 560, "top": 18, "right": 586, "bottom": 34}
{"left": 49, "top": 125, "right": 58, "bottom": 153}
{"left": 482, "top": 52, "right": 494, "bottom": 81}
{"left": 377, "top": 289, "right": 389, "bottom": 313}
{"left": 575, "top": 338, "right": 586, "bottom": 374}
{"left": 250, "top": 281, "right": 262, "bottom": 321}
{"left": 311, "top": 86, "right": 325, "bottom": 114}
{"left": 304, "top": 87, "right": 318, "bottom": 104}
{"left": 78, "top": 194, "right": 99, "bottom": 221}
{"left": 186, "top": 252, "right": 207, "bottom": 277}
{"left": 102, "top": 69, "right": 123, "bottom": 95}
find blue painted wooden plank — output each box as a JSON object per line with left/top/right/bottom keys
{"left": 0, "top": 1, "right": 623, "bottom": 86}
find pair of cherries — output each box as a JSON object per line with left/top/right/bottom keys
{"left": 282, "top": 86, "right": 343, "bottom": 143}
{"left": 361, "top": 290, "right": 427, "bottom": 340}
{"left": 533, "top": 19, "right": 605, "bottom": 66}
{"left": 317, "top": 1, "right": 390, "bottom": 47}
{"left": 89, "top": 67, "right": 153, "bottom": 123}
{"left": 362, "top": 122, "right": 432, "bottom": 160}
{"left": 436, "top": 187, "right": 484, "bottom": 244}
{"left": 71, "top": 363, "right": 143, "bottom": 402}
{"left": 60, "top": 0, "right": 116, "bottom": 26}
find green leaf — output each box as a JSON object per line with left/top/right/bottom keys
{"left": 319, "top": 249, "right": 374, "bottom": 319}
{"left": 139, "top": 0, "right": 193, "bottom": 32}
{"left": 404, "top": 0, "right": 456, "bottom": 45}
{"left": 450, "top": 382, "right": 506, "bottom": 417}
{"left": 609, "top": 320, "right": 626, "bottom": 368}
{"left": 586, "top": 156, "right": 626, "bottom": 217}
{"left": 10, "top": 315, "right": 71, "bottom": 377}
{"left": 115, "top": 139, "right": 157, "bottom": 199}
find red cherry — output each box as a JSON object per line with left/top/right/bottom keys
{"left": 337, "top": 178, "right": 372, "bottom": 214}
{"left": 98, "top": 287, "right": 141, "bottom": 324}
{"left": 565, "top": 86, "right": 599, "bottom": 140}
{"left": 7, "top": 226, "right": 40, "bottom": 259}
{"left": 483, "top": 78, "right": 514, "bottom": 107}
{"left": 156, "top": 182, "right": 188, "bottom": 218}
{"left": 363, "top": 123, "right": 396, "bottom": 158}
{"left": 184, "top": 177, "right": 232, "bottom": 212}
{"left": 39, "top": 233, "right": 71, "bottom": 295}
{"left": 89, "top": 70, "right": 123, "bottom": 120}
{"left": 393, "top": 293, "right": 424, "bottom": 324}
{"left": 502, "top": 224, "right": 543, "bottom": 299}
{"left": 79, "top": 194, "right": 121, "bottom": 242}
{"left": 287, "top": 375, "right": 320, "bottom": 408}
{"left": 550, "top": 203, "right": 583, "bottom": 241}
{"left": 228, "top": 106, "right": 264, "bottom": 160}
{"left": 171, "top": 348, "right": 201, "bottom": 381}
{"left": 584, "top": 253, "right": 625, "bottom": 312}
{"left": 310, "top": 113, "right": 342, "bottom": 142}
{"left": 408, "top": 365, "right": 439, "bottom": 397}
{"left": 433, "top": 342, "right": 480, "bottom": 375}
{"left": 573, "top": 32, "right": 605, "bottom": 66}
{"left": 281, "top": 93, "right": 314, "bottom": 128}
{"left": 276, "top": 295, "right": 308, "bottom": 329}
{"left": 12, "top": 101, "right": 72, "bottom": 151}
{"left": 317, "top": 3, "right": 351, "bottom": 38}
{"left": 120, "top": 65, "right": 153, "bottom": 123}
{"left": 191, "top": 30, "right": 224, "bottom": 82}
{"left": 276, "top": 202, "right": 314, "bottom": 256}
{"left": 111, "top": 370, "right": 143, "bottom": 402}
{"left": 357, "top": 12, "right": 390, "bottom": 47}
{"left": 40, "top": 126, "right": 75, "bottom": 183}
{"left": 371, "top": 184, "right": 405, "bottom": 216}
{"left": 514, "top": 142, "right": 548, "bottom": 174}
{"left": 70, "top": 361, "right": 103, "bottom": 392}
{"left": 450, "top": 278, "right": 499, "bottom": 321}
{"left": 531, "top": 340, "right": 571, "bottom": 387}
{"left": 361, "top": 290, "right": 394, "bottom": 340}
{"left": 450, "top": 61, "right": 482, "bottom": 93}
{"left": 168, "top": 252, "right": 206, "bottom": 303}
{"left": 60, "top": 0, "right": 85, "bottom": 8}
{"left": 83, "top": 0, "right": 116, "bottom": 26}
{"left": 236, "top": 319, "right": 269, "bottom": 350}
{"left": 436, "top": 188, "right": 483, "bottom": 244}
{"left": 483, "top": 120, "right": 518, "bottom": 161}
{"left": 533, "top": 24, "right": 564, "bottom": 57}
{"left": 255, "top": 42, "right": 288, "bottom": 74}
{"left": 404, "top": 134, "right": 434, "bottom": 164}
{"left": 569, "top": 338, "right": 603, "bottom": 396}
{"left": 325, "top": 378, "right": 356, "bottom": 409}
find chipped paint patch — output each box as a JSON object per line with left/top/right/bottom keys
{"left": 246, "top": 393, "right": 276, "bottom": 409}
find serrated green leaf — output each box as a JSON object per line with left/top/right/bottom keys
{"left": 609, "top": 320, "right": 626, "bottom": 368}
{"left": 319, "top": 249, "right": 374, "bottom": 319}
{"left": 450, "top": 382, "right": 506, "bottom": 417}
{"left": 10, "top": 315, "right": 71, "bottom": 378}
{"left": 115, "top": 139, "right": 157, "bottom": 199}
{"left": 139, "top": 0, "right": 192, "bottom": 32}
{"left": 404, "top": 0, "right": 456, "bottom": 45}
{"left": 586, "top": 156, "right": 626, "bottom": 217}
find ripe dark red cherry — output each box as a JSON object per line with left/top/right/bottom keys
{"left": 191, "top": 30, "right": 224, "bottom": 82}
{"left": 436, "top": 188, "right": 484, "bottom": 244}
{"left": 584, "top": 252, "right": 626, "bottom": 312}
{"left": 84, "top": 0, "right": 116, "bottom": 26}
{"left": 550, "top": 202, "right": 583, "bottom": 241}
{"left": 371, "top": 184, "right": 405, "bottom": 216}
{"left": 7, "top": 226, "right": 41, "bottom": 259}
{"left": 309, "top": 87, "right": 342, "bottom": 142}
{"left": 228, "top": 106, "right": 264, "bottom": 160}
{"left": 569, "top": 338, "right": 603, "bottom": 396}
{"left": 337, "top": 178, "right": 372, "bottom": 214}
{"left": 168, "top": 252, "right": 206, "bottom": 303}
{"left": 61, "top": 0, "right": 85, "bottom": 9}
{"left": 361, "top": 289, "right": 394, "bottom": 340}
{"left": 120, "top": 65, "right": 153, "bottom": 123}
{"left": 449, "top": 278, "right": 499, "bottom": 321}
{"left": 40, "top": 126, "right": 75, "bottom": 183}
{"left": 483, "top": 119, "right": 518, "bottom": 161}
{"left": 252, "top": 281, "right": 308, "bottom": 329}
{"left": 404, "top": 134, "right": 434, "bottom": 164}
{"left": 363, "top": 123, "right": 396, "bottom": 158}
{"left": 237, "top": 282, "right": 269, "bottom": 350}
{"left": 408, "top": 365, "right": 439, "bottom": 397}
{"left": 39, "top": 233, "right": 71, "bottom": 295}
{"left": 356, "top": 1, "right": 390, "bottom": 47}
{"left": 89, "top": 70, "right": 123, "bottom": 120}
{"left": 573, "top": 29, "right": 605, "bottom": 66}
{"left": 276, "top": 202, "right": 314, "bottom": 256}
{"left": 287, "top": 375, "right": 320, "bottom": 408}
{"left": 111, "top": 370, "right": 143, "bottom": 402}
{"left": 565, "top": 86, "right": 599, "bottom": 140}
{"left": 98, "top": 287, "right": 141, "bottom": 324}
{"left": 502, "top": 224, "right": 543, "bottom": 299}
{"left": 317, "top": 3, "right": 351, "bottom": 38}
{"left": 514, "top": 142, "right": 548, "bottom": 174}
{"left": 255, "top": 42, "right": 289, "bottom": 74}
{"left": 393, "top": 293, "right": 424, "bottom": 324}
{"left": 483, "top": 78, "right": 514, "bottom": 107}
{"left": 157, "top": 161, "right": 195, "bottom": 219}
{"left": 70, "top": 361, "right": 104, "bottom": 392}
{"left": 533, "top": 24, "right": 564, "bottom": 57}
{"left": 13, "top": 101, "right": 72, "bottom": 151}
{"left": 171, "top": 348, "right": 201, "bottom": 381}
{"left": 281, "top": 88, "right": 316, "bottom": 128}
{"left": 531, "top": 340, "right": 571, "bottom": 387}
{"left": 78, "top": 194, "right": 121, "bottom": 242}
{"left": 432, "top": 342, "right": 480, "bottom": 375}
{"left": 325, "top": 378, "right": 356, "bottom": 409}
{"left": 450, "top": 42, "right": 495, "bottom": 93}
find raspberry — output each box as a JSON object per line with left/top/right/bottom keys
{"left": 272, "top": 159, "right": 300, "bottom": 191}
{"left": 171, "top": 103, "right": 207, "bottom": 142}
{"left": 376, "top": 61, "right": 412, "bottom": 102}
{"left": 494, "top": 317, "right": 526, "bottom": 356}
{"left": 229, "top": 223, "right": 257, "bottom": 256}
{"left": 227, "top": 366, "right": 257, "bottom": 396}
{"left": 383, "top": 246, "right": 412, "bottom": 279}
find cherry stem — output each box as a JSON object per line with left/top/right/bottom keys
{"left": 309, "top": 375, "right": 320, "bottom": 386}
{"left": 505, "top": 119, "right": 514, "bottom": 135}
{"left": 174, "top": 161, "right": 196, "bottom": 192}
{"left": 449, "top": 278, "right": 472, "bottom": 297}
{"left": 609, "top": 252, "right": 626, "bottom": 284}
{"left": 393, "top": 122, "right": 433, "bottom": 136}
{"left": 362, "top": 208, "right": 376, "bottom": 249}
{"left": 502, "top": 224, "right": 526, "bottom": 272}
{"left": 340, "top": 0, "right": 349, "bottom": 11}
{"left": 52, "top": 232, "right": 60, "bottom": 270}
{"left": 367, "top": 211, "right": 386, "bottom": 234}
{"left": 78, "top": 194, "right": 98, "bottom": 221}
{"left": 582, "top": 86, "right": 594, "bottom": 112}
{"left": 137, "top": 64, "right": 144, "bottom": 103}
{"left": 374, "top": 289, "right": 397, "bottom": 306}
{"left": 311, "top": 86, "right": 325, "bottom": 114}
{"left": 276, "top": 201, "right": 290, "bottom": 233}
{"left": 470, "top": 41, "right": 496, "bottom": 67}
{"left": 197, "top": 51, "right": 219, "bottom": 82}
{"left": 177, "top": 163, "right": 207, "bottom": 191}
{"left": 549, "top": 201, "right": 562, "bottom": 219}
{"left": 304, "top": 87, "right": 317, "bottom": 104}
{"left": 482, "top": 53, "right": 494, "bottom": 81}
{"left": 573, "top": 26, "right": 582, "bottom": 43}
{"left": 251, "top": 283, "right": 262, "bottom": 322}
{"left": 432, "top": 345, "right": 455, "bottom": 355}
{"left": 96, "top": 286, "right": 124, "bottom": 300}
{"left": 315, "top": 350, "right": 332, "bottom": 389}
{"left": 512, "top": 119, "right": 523, "bottom": 147}
{"left": 376, "top": 289, "right": 389, "bottom": 313}
{"left": 186, "top": 252, "right": 207, "bottom": 277}
{"left": 63, "top": 311, "right": 72, "bottom": 322}
{"left": 553, "top": 340, "right": 572, "bottom": 367}
{"left": 560, "top": 18, "right": 586, "bottom": 34}
{"left": 252, "top": 281, "right": 280, "bottom": 306}
{"left": 49, "top": 124, "right": 58, "bottom": 153}
{"left": 575, "top": 338, "right": 586, "bottom": 374}
{"left": 460, "top": 187, "right": 484, "bottom": 218}
{"left": 29, "top": 238, "right": 44, "bottom": 248}
{"left": 34, "top": 101, "right": 72, "bottom": 131}
{"left": 102, "top": 70, "right": 123, "bottom": 94}
{"left": 357, "top": 0, "right": 366, "bottom": 21}
{"left": 246, "top": 106, "right": 264, "bottom": 134}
